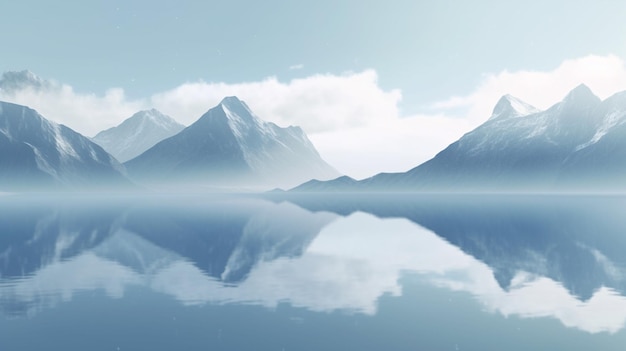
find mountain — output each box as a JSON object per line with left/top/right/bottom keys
{"left": 92, "top": 109, "right": 185, "bottom": 163}
{"left": 293, "top": 84, "right": 626, "bottom": 192}
{"left": 282, "top": 194, "right": 626, "bottom": 302}
{"left": 0, "top": 101, "right": 131, "bottom": 190}
{"left": 125, "top": 96, "right": 339, "bottom": 189}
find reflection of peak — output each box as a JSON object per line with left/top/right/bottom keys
{"left": 493, "top": 268, "right": 516, "bottom": 291}
{"left": 120, "top": 199, "right": 338, "bottom": 283}
{"left": 221, "top": 201, "right": 338, "bottom": 282}
{"left": 0, "top": 200, "right": 123, "bottom": 279}
{"left": 93, "top": 229, "right": 179, "bottom": 274}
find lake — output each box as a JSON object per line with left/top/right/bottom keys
{"left": 1, "top": 193, "right": 625, "bottom": 350}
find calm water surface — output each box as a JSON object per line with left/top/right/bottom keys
{"left": 1, "top": 193, "right": 625, "bottom": 350}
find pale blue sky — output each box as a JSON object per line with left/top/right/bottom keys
{"left": 3, "top": 0, "right": 625, "bottom": 108}
{"left": 2, "top": 1, "right": 626, "bottom": 178}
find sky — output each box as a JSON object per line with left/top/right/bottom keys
{"left": 2, "top": 0, "right": 626, "bottom": 179}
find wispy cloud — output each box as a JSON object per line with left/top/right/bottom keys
{"left": 150, "top": 70, "right": 401, "bottom": 133}
{"left": 432, "top": 54, "right": 626, "bottom": 127}
{"left": 0, "top": 78, "right": 145, "bottom": 137}
{"left": 289, "top": 64, "right": 304, "bottom": 70}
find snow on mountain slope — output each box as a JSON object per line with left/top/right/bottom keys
{"left": 488, "top": 94, "right": 540, "bottom": 121}
{"left": 391, "top": 84, "right": 613, "bottom": 190}
{"left": 0, "top": 101, "right": 131, "bottom": 190}
{"left": 93, "top": 109, "right": 185, "bottom": 163}
{"left": 125, "top": 96, "right": 339, "bottom": 189}
{"left": 292, "top": 84, "right": 626, "bottom": 192}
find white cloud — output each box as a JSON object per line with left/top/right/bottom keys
{"left": 3, "top": 55, "right": 626, "bottom": 178}
{"left": 0, "top": 70, "right": 409, "bottom": 177}
{"left": 289, "top": 64, "right": 304, "bottom": 70}
{"left": 310, "top": 113, "right": 471, "bottom": 178}
{"left": 432, "top": 54, "right": 626, "bottom": 127}
{"left": 5, "top": 211, "right": 625, "bottom": 334}
{"left": 0, "top": 82, "right": 146, "bottom": 137}
{"left": 150, "top": 70, "right": 402, "bottom": 133}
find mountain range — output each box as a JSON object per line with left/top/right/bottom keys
{"left": 92, "top": 109, "right": 185, "bottom": 163}
{"left": 294, "top": 84, "right": 626, "bottom": 192}
{"left": 0, "top": 101, "right": 130, "bottom": 190}
{"left": 0, "top": 70, "right": 339, "bottom": 190}
{"left": 124, "top": 96, "right": 339, "bottom": 189}
{"left": 3, "top": 68, "right": 626, "bottom": 192}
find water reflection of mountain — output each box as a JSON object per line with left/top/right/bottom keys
{"left": 281, "top": 194, "right": 626, "bottom": 300}
{"left": 0, "top": 197, "right": 337, "bottom": 283}
{"left": 120, "top": 199, "right": 337, "bottom": 282}
{"left": 2, "top": 194, "right": 626, "bottom": 334}
{"left": 0, "top": 197, "right": 125, "bottom": 280}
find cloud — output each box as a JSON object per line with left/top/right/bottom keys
{"left": 0, "top": 71, "right": 404, "bottom": 169}
{"left": 310, "top": 113, "right": 471, "bottom": 178}
{"left": 432, "top": 54, "right": 626, "bottom": 127}
{"left": 150, "top": 70, "right": 402, "bottom": 133}
{"left": 5, "top": 211, "right": 625, "bottom": 333}
{"left": 0, "top": 80, "right": 146, "bottom": 137}
{"left": 0, "top": 69, "right": 409, "bottom": 177}
{"left": 3, "top": 55, "right": 626, "bottom": 178}
{"left": 289, "top": 64, "right": 304, "bottom": 70}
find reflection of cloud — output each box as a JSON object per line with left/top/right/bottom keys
{"left": 0, "top": 253, "right": 140, "bottom": 316}
{"left": 2, "top": 212, "right": 625, "bottom": 334}
{"left": 151, "top": 212, "right": 626, "bottom": 334}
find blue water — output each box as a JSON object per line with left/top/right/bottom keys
{"left": 1, "top": 193, "right": 625, "bottom": 350}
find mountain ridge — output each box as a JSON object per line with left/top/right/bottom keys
{"left": 0, "top": 100, "right": 132, "bottom": 190}
{"left": 125, "top": 96, "right": 339, "bottom": 189}
{"left": 93, "top": 109, "right": 185, "bottom": 163}
{"left": 291, "top": 85, "right": 626, "bottom": 193}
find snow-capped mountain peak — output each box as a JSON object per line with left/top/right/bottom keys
{"left": 126, "top": 109, "right": 181, "bottom": 131}
{"left": 489, "top": 94, "right": 540, "bottom": 121}
{"left": 557, "top": 84, "right": 601, "bottom": 112}
{"left": 125, "top": 96, "right": 339, "bottom": 189}
{"left": 92, "top": 109, "right": 184, "bottom": 163}
{"left": 564, "top": 83, "right": 598, "bottom": 101}
{"left": 0, "top": 101, "right": 129, "bottom": 190}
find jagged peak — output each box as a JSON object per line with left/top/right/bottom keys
{"left": 489, "top": 94, "right": 540, "bottom": 121}
{"left": 215, "top": 96, "right": 261, "bottom": 125}
{"left": 563, "top": 84, "right": 600, "bottom": 104}
{"left": 132, "top": 108, "right": 173, "bottom": 121}
{"left": 218, "top": 96, "right": 252, "bottom": 113}
{"left": 118, "top": 109, "right": 173, "bottom": 126}
{"left": 95, "top": 109, "right": 183, "bottom": 139}
{"left": 219, "top": 96, "right": 245, "bottom": 106}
